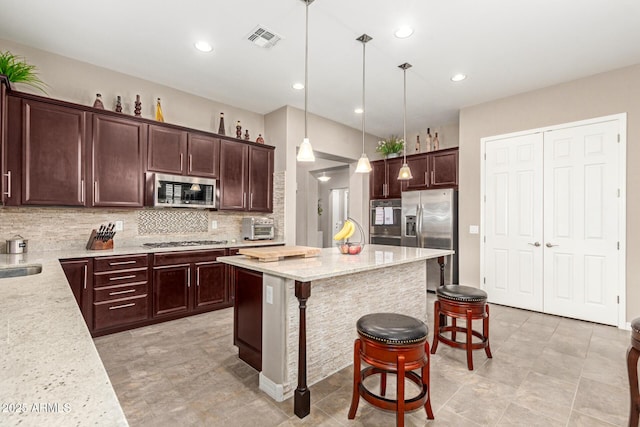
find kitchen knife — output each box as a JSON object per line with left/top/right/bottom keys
{"left": 97, "top": 225, "right": 105, "bottom": 241}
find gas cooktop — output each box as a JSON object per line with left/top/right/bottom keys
{"left": 142, "top": 240, "right": 228, "bottom": 248}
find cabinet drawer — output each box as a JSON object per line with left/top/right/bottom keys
{"left": 94, "top": 254, "right": 148, "bottom": 272}
{"left": 94, "top": 282, "right": 149, "bottom": 302}
{"left": 94, "top": 268, "right": 148, "bottom": 288}
{"left": 153, "top": 250, "right": 226, "bottom": 266}
{"left": 93, "top": 295, "right": 148, "bottom": 330}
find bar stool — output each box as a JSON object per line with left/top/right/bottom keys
{"left": 431, "top": 285, "right": 492, "bottom": 370}
{"left": 348, "top": 313, "right": 434, "bottom": 427}
{"left": 628, "top": 317, "right": 640, "bottom": 427}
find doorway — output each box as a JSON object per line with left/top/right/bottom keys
{"left": 481, "top": 114, "right": 626, "bottom": 327}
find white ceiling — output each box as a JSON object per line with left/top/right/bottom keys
{"left": 1, "top": 0, "right": 640, "bottom": 139}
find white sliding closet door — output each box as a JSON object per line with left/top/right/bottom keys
{"left": 543, "top": 120, "right": 620, "bottom": 325}
{"left": 484, "top": 133, "right": 544, "bottom": 311}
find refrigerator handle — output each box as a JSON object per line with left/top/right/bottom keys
{"left": 416, "top": 204, "right": 423, "bottom": 241}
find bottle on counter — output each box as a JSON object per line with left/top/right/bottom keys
{"left": 425, "top": 128, "right": 432, "bottom": 152}
{"left": 236, "top": 121, "right": 242, "bottom": 139}
{"left": 115, "top": 95, "right": 123, "bottom": 113}
{"left": 218, "top": 112, "right": 226, "bottom": 135}
{"left": 433, "top": 132, "right": 440, "bottom": 151}
{"left": 415, "top": 135, "right": 420, "bottom": 152}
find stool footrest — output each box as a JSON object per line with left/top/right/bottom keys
{"left": 437, "top": 326, "right": 489, "bottom": 350}
{"left": 359, "top": 367, "right": 428, "bottom": 412}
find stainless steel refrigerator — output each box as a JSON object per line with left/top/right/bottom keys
{"left": 401, "top": 189, "right": 458, "bottom": 291}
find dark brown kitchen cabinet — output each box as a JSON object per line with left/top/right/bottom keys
{"left": 91, "top": 114, "right": 147, "bottom": 207}
{"left": 187, "top": 133, "right": 220, "bottom": 178}
{"left": 219, "top": 140, "right": 273, "bottom": 212}
{"left": 60, "top": 258, "right": 93, "bottom": 328}
{"left": 152, "top": 249, "right": 229, "bottom": 319}
{"left": 93, "top": 254, "right": 150, "bottom": 333}
{"left": 403, "top": 153, "right": 429, "bottom": 191}
{"left": 147, "top": 125, "right": 187, "bottom": 174}
{"left": 7, "top": 96, "right": 87, "bottom": 206}
{"left": 429, "top": 147, "right": 458, "bottom": 188}
{"left": 1, "top": 76, "right": 8, "bottom": 204}
{"left": 370, "top": 157, "right": 403, "bottom": 199}
{"left": 233, "top": 267, "right": 263, "bottom": 371}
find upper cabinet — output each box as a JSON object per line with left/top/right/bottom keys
{"left": 91, "top": 114, "right": 147, "bottom": 207}
{"left": 370, "top": 157, "right": 404, "bottom": 199}
{"left": 219, "top": 140, "right": 273, "bottom": 212}
{"left": 369, "top": 148, "right": 458, "bottom": 200}
{"left": 7, "top": 96, "right": 87, "bottom": 206}
{"left": 147, "top": 126, "right": 220, "bottom": 178}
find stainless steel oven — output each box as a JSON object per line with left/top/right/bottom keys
{"left": 369, "top": 199, "right": 402, "bottom": 246}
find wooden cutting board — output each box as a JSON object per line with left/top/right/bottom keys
{"left": 238, "top": 246, "right": 321, "bottom": 262}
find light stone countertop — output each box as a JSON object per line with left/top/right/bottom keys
{"left": 0, "top": 239, "right": 283, "bottom": 426}
{"left": 218, "top": 244, "right": 454, "bottom": 282}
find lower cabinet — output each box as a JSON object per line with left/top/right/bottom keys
{"left": 232, "top": 267, "right": 263, "bottom": 371}
{"left": 60, "top": 258, "right": 93, "bottom": 327}
{"left": 152, "top": 249, "right": 229, "bottom": 318}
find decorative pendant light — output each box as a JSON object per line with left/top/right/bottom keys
{"left": 317, "top": 172, "right": 331, "bottom": 182}
{"left": 355, "top": 34, "right": 372, "bottom": 174}
{"left": 397, "top": 62, "right": 413, "bottom": 180}
{"left": 297, "top": 0, "right": 315, "bottom": 162}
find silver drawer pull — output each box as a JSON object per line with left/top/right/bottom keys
{"left": 108, "top": 302, "right": 135, "bottom": 310}
{"left": 109, "top": 275, "right": 137, "bottom": 281}
{"left": 109, "top": 260, "right": 137, "bottom": 266}
{"left": 109, "top": 289, "right": 136, "bottom": 296}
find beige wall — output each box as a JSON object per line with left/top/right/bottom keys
{"left": 458, "top": 63, "right": 640, "bottom": 322}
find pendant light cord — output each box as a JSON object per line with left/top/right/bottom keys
{"left": 361, "top": 38, "right": 366, "bottom": 152}
{"left": 403, "top": 67, "right": 407, "bottom": 163}
{"left": 304, "top": 0, "right": 309, "bottom": 139}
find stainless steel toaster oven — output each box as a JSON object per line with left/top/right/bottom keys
{"left": 241, "top": 217, "right": 275, "bottom": 240}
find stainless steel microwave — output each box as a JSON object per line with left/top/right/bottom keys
{"left": 147, "top": 173, "right": 217, "bottom": 209}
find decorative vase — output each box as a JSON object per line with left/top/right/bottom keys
{"left": 386, "top": 152, "right": 400, "bottom": 159}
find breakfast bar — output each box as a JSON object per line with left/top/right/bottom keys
{"left": 218, "top": 244, "right": 453, "bottom": 418}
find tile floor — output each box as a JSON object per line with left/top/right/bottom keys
{"left": 94, "top": 293, "right": 631, "bottom": 426}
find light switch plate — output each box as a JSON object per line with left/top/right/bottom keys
{"left": 115, "top": 220, "right": 124, "bottom": 231}
{"left": 469, "top": 225, "right": 479, "bottom": 234}
{"left": 211, "top": 220, "right": 218, "bottom": 229}
{"left": 266, "top": 286, "right": 273, "bottom": 304}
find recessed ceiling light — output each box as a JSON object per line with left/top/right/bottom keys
{"left": 317, "top": 173, "right": 331, "bottom": 182}
{"left": 292, "top": 83, "right": 304, "bottom": 90}
{"left": 354, "top": 108, "right": 364, "bottom": 114}
{"left": 394, "top": 27, "right": 414, "bottom": 38}
{"left": 194, "top": 41, "right": 213, "bottom": 52}
{"left": 451, "top": 73, "right": 467, "bottom": 82}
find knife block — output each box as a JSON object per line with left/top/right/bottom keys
{"left": 86, "top": 229, "right": 114, "bottom": 250}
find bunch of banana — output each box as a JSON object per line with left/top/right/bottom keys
{"left": 333, "top": 220, "right": 355, "bottom": 241}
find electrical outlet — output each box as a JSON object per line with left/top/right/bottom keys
{"left": 266, "top": 286, "right": 273, "bottom": 304}
{"left": 469, "top": 225, "right": 479, "bottom": 234}
{"left": 115, "top": 220, "right": 124, "bottom": 231}
{"left": 211, "top": 220, "right": 218, "bottom": 230}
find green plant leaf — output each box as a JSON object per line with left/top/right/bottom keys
{"left": 0, "top": 51, "right": 48, "bottom": 94}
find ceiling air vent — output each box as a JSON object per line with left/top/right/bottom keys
{"left": 246, "top": 26, "right": 283, "bottom": 48}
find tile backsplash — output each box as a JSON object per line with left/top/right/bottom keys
{"left": 0, "top": 172, "right": 285, "bottom": 253}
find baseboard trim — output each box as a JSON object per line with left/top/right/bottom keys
{"left": 259, "top": 373, "right": 285, "bottom": 402}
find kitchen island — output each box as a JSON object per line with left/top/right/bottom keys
{"left": 218, "top": 244, "right": 453, "bottom": 418}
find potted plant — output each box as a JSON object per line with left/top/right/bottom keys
{"left": 0, "top": 51, "right": 47, "bottom": 93}
{"left": 376, "top": 136, "right": 405, "bottom": 158}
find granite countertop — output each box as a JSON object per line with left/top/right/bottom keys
{"left": 218, "top": 244, "right": 454, "bottom": 282}
{"left": 0, "top": 239, "right": 283, "bottom": 426}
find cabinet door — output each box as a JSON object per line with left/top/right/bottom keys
{"left": 248, "top": 145, "right": 273, "bottom": 212}
{"left": 429, "top": 148, "right": 458, "bottom": 188}
{"left": 233, "top": 267, "right": 263, "bottom": 371}
{"left": 92, "top": 114, "right": 146, "bottom": 207}
{"left": 21, "top": 99, "right": 86, "bottom": 206}
{"left": 386, "top": 157, "right": 404, "bottom": 198}
{"left": 147, "top": 125, "right": 187, "bottom": 174}
{"left": 194, "top": 261, "right": 228, "bottom": 309}
{"left": 187, "top": 133, "right": 220, "bottom": 178}
{"left": 369, "top": 160, "right": 386, "bottom": 199}
{"left": 60, "top": 259, "right": 93, "bottom": 329}
{"left": 219, "top": 140, "right": 248, "bottom": 210}
{"left": 403, "top": 153, "right": 429, "bottom": 191}
{"left": 152, "top": 264, "right": 190, "bottom": 317}
{"left": 0, "top": 80, "right": 6, "bottom": 204}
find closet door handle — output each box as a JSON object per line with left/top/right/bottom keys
{"left": 545, "top": 243, "right": 559, "bottom": 248}
{"left": 528, "top": 242, "right": 541, "bottom": 247}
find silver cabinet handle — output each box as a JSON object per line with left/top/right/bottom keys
{"left": 187, "top": 268, "right": 191, "bottom": 288}
{"left": 83, "top": 264, "right": 88, "bottom": 290}
{"left": 94, "top": 181, "right": 98, "bottom": 202}
{"left": 196, "top": 268, "right": 200, "bottom": 287}
{"left": 180, "top": 153, "right": 183, "bottom": 172}
{"left": 108, "top": 302, "right": 135, "bottom": 310}
{"left": 81, "top": 179, "right": 85, "bottom": 203}
{"left": 3, "top": 171, "right": 11, "bottom": 198}
{"left": 109, "top": 289, "right": 136, "bottom": 296}
{"left": 528, "top": 242, "right": 541, "bottom": 247}
{"left": 189, "top": 154, "right": 193, "bottom": 172}
{"left": 109, "top": 260, "right": 137, "bottom": 266}
{"left": 431, "top": 170, "right": 435, "bottom": 184}
{"left": 243, "top": 192, "right": 247, "bottom": 208}
{"left": 424, "top": 171, "right": 428, "bottom": 185}
{"left": 546, "top": 243, "right": 559, "bottom": 248}
{"left": 109, "top": 274, "right": 137, "bottom": 281}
